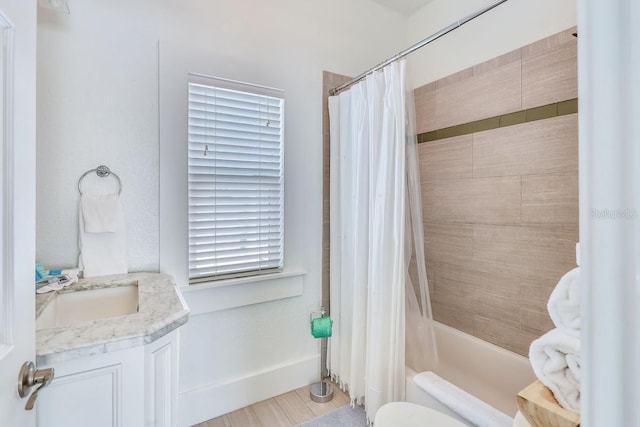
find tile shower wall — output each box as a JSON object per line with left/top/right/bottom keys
{"left": 415, "top": 28, "right": 578, "bottom": 356}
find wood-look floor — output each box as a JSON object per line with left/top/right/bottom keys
{"left": 193, "top": 381, "right": 351, "bottom": 427}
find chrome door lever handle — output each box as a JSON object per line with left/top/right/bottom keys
{"left": 18, "top": 361, "right": 55, "bottom": 411}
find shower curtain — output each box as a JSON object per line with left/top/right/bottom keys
{"left": 328, "top": 60, "right": 435, "bottom": 421}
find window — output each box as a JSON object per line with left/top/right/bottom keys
{"left": 187, "top": 80, "right": 284, "bottom": 282}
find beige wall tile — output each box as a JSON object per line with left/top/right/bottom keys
{"left": 434, "top": 60, "right": 521, "bottom": 129}
{"left": 426, "top": 258, "right": 437, "bottom": 298}
{"left": 519, "top": 305, "right": 555, "bottom": 336}
{"left": 432, "top": 301, "right": 474, "bottom": 335}
{"left": 473, "top": 292, "right": 521, "bottom": 328}
{"left": 474, "top": 315, "right": 539, "bottom": 356}
{"left": 473, "top": 225, "right": 577, "bottom": 283}
{"left": 472, "top": 49, "right": 521, "bottom": 77}
{"left": 470, "top": 176, "right": 521, "bottom": 225}
{"left": 432, "top": 179, "right": 474, "bottom": 223}
{"left": 468, "top": 260, "right": 522, "bottom": 299}
{"left": 435, "top": 262, "right": 520, "bottom": 327}
{"left": 414, "top": 81, "right": 437, "bottom": 96}
{"left": 323, "top": 70, "right": 352, "bottom": 89}
{"left": 411, "top": 29, "right": 579, "bottom": 355}
{"left": 522, "top": 172, "right": 578, "bottom": 227}
{"left": 432, "top": 264, "right": 477, "bottom": 313}
{"left": 415, "top": 84, "right": 437, "bottom": 133}
{"left": 520, "top": 27, "right": 577, "bottom": 59}
{"left": 466, "top": 259, "right": 523, "bottom": 284}
{"left": 522, "top": 41, "right": 577, "bottom": 109}
{"left": 420, "top": 181, "right": 436, "bottom": 223}
{"left": 324, "top": 30, "right": 580, "bottom": 356}
{"left": 473, "top": 114, "right": 578, "bottom": 178}
{"left": 519, "top": 277, "right": 556, "bottom": 303}
{"left": 433, "top": 176, "right": 521, "bottom": 225}
{"left": 424, "top": 223, "right": 473, "bottom": 266}
{"left": 436, "top": 67, "right": 474, "bottom": 90}
{"left": 419, "top": 135, "right": 473, "bottom": 182}
{"left": 472, "top": 225, "right": 521, "bottom": 273}
{"left": 517, "top": 226, "right": 577, "bottom": 283}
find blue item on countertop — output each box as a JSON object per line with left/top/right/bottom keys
{"left": 35, "top": 263, "right": 47, "bottom": 281}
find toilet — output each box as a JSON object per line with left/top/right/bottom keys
{"left": 375, "top": 402, "right": 469, "bottom": 426}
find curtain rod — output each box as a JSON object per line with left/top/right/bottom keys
{"left": 329, "top": 0, "right": 509, "bottom": 96}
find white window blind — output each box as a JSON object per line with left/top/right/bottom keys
{"left": 188, "top": 81, "right": 284, "bottom": 282}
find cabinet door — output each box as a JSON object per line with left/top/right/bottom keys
{"left": 37, "top": 347, "right": 145, "bottom": 427}
{"left": 145, "top": 331, "right": 179, "bottom": 427}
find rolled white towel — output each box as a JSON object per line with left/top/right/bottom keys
{"left": 529, "top": 328, "right": 581, "bottom": 413}
{"left": 547, "top": 267, "right": 580, "bottom": 332}
{"left": 413, "top": 371, "right": 513, "bottom": 427}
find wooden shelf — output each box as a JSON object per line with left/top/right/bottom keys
{"left": 517, "top": 380, "right": 580, "bottom": 427}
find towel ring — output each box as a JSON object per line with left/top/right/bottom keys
{"left": 78, "top": 165, "right": 122, "bottom": 195}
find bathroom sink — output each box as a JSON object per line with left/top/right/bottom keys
{"left": 36, "top": 285, "right": 139, "bottom": 330}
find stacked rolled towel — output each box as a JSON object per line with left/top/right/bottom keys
{"left": 529, "top": 266, "right": 581, "bottom": 413}
{"left": 529, "top": 328, "right": 581, "bottom": 412}
{"left": 548, "top": 267, "right": 581, "bottom": 332}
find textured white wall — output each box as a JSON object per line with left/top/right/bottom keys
{"left": 36, "top": 0, "right": 407, "bottom": 272}
{"left": 407, "top": 0, "right": 577, "bottom": 87}
{"left": 36, "top": 1, "right": 407, "bottom": 423}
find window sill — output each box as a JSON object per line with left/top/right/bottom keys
{"left": 178, "top": 271, "right": 305, "bottom": 315}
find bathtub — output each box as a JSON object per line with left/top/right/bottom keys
{"left": 405, "top": 321, "right": 536, "bottom": 425}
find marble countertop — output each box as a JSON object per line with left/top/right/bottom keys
{"left": 36, "top": 272, "right": 189, "bottom": 365}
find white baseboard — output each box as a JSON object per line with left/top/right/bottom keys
{"left": 178, "top": 355, "right": 319, "bottom": 426}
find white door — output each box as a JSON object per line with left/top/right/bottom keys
{"left": 0, "top": 0, "right": 38, "bottom": 425}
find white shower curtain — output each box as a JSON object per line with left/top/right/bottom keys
{"left": 328, "top": 60, "right": 411, "bottom": 421}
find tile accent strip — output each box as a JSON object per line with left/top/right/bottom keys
{"left": 417, "top": 98, "right": 578, "bottom": 143}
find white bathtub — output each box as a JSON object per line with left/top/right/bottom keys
{"left": 406, "top": 322, "right": 536, "bottom": 425}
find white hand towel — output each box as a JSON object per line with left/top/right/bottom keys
{"left": 529, "top": 328, "right": 581, "bottom": 413}
{"left": 413, "top": 371, "right": 514, "bottom": 427}
{"left": 81, "top": 193, "right": 122, "bottom": 233}
{"left": 78, "top": 194, "right": 128, "bottom": 278}
{"left": 548, "top": 267, "right": 581, "bottom": 332}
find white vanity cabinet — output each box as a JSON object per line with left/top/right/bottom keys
{"left": 36, "top": 331, "right": 178, "bottom": 427}
{"left": 36, "top": 342, "right": 146, "bottom": 427}
{"left": 34, "top": 273, "right": 188, "bottom": 427}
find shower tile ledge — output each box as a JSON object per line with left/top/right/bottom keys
{"left": 35, "top": 272, "right": 190, "bottom": 365}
